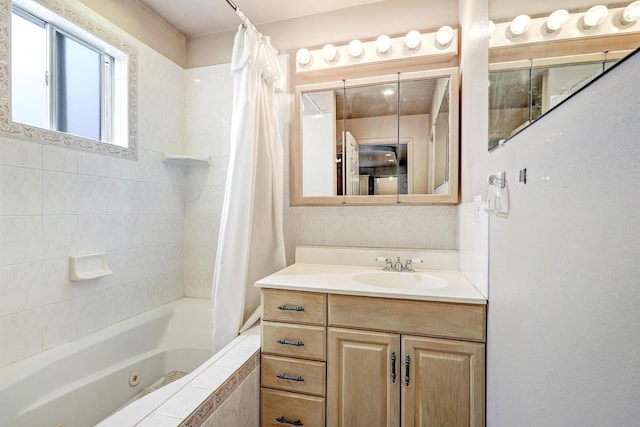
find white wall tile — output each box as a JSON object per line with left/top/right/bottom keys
{"left": 0, "top": 262, "right": 42, "bottom": 317}
{"left": 77, "top": 176, "right": 107, "bottom": 215}
{"left": 0, "top": 216, "right": 42, "bottom": 266}
{"left": 42, "top": 215, "right": 77, "bottom": 259}
{"left": 0, "top": 137, "right": 42, "bottom": 169}
{"left": 0, "top": 166, "right": 42, "bottom": 215}
{"left": 77, "top": 151, "right": 108, "bottom": 176}
{"left": 0, "top": 307, "right": 42, "bottom": 366}
{"left": 42, "top": 171, "right": 78, "bottom": 215}
{"left": 43, "top": 145, "right": 78, "bottom": 173}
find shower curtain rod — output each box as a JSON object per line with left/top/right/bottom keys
{"left": 225, "top": 0, "right": 254, "bottom": 28}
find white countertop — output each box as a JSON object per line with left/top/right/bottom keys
{"left": 255, "top": 263, "right": 487, "bottom": 305}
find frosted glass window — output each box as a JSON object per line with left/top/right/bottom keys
{"left": 55, "top": 32, "right": 102, "bottom": 141}
{"left": 10, "top": 4, "right": 118, "bottom": 144}
{"left": 11, "top": 12, "right": 47, "bottom": 128}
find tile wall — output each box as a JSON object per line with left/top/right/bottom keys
{"left": 0, "top": 0, "right": 186, "bottom": 368}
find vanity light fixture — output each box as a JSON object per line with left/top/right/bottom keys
{"left": 322, "top": 44, "right": 338, "bottom": 62}
{"left": 435, "top": 26, "right": 454, "bottom": 47}
{"left": 510, "top": 14, "right": 532, "bottom": 36}
{"left": 622, "top": 1, "right": 640, "bottom": 24}
{"left": 546, "top": 9, "right": 570, "bottom": 31}
{"left": 297, "top": 48, "right": 312, "bottom": 66}
{"left": 376, "top": 34, "right": 392, "bottom": 54}
{"left": 583, "top": 5, "right": 608, "bottom": 27}
{"left": 404, "top": 30, "right": 422, "bottom": 50}
{"left": 348, "top": 39, "right": 364, "bottom": 58}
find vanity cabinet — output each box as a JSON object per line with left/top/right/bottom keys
{"left": 260, "top": 289, "right": 486, "bottom": 427}
{"left": 327, "top": 294, "right": 486, "bottom": 427}
{"left": 260, "top": 289, "right": 327, "bottom": 427}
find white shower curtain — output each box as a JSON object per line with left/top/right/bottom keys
{"left": 210, "top": 24, "right": 286, "bottom": 352}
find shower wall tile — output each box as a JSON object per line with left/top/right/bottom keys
{"left": 0, "top": 2, "right": 187, "bottom": 369}
{"left": 0, "top": 166, "right": 42, "bottom": 215}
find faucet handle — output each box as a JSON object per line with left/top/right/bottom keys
{"left": 375, "top": 257, "right": 393, "bottom": 271}
{"left": 404, "top": 258, "right": 423, "bottom": 272}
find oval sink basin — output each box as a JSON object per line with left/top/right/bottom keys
{"left": 353, "top": 271, "right": 447, "bottom": 290}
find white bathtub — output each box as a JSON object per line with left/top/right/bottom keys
{"left": 0, "top": 298, "right": 213, "bottom": 427}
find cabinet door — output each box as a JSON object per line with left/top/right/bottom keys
{"left": 327, "top": 327, "right": 400, "bottom": 427}
{"left": 402, "top": 336, "right": 485, "bottom": 427}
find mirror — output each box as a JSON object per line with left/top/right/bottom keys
{"left": 488, "top": 0, "right": 640, "bottom": 150}
{"left": 292, "top": 68, "right": 459, "bottom": 205}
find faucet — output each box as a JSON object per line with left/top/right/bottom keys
{"left": 376, "top": 257, "right": 423, "bottom": 272}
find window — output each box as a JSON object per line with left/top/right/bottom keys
{"left": 1, "top": 0, "right": 138, "bottom": 158}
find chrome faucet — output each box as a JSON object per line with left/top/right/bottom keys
{"left": 376, "top": 257, "right": 423, "bottom": 272}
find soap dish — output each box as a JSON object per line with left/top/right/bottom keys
{"left": 69, "top": 253, "right": 113, "bottom": 281}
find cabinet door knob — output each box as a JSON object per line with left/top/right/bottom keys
{"left": 277, "top": 373, "right": 305, "bottom": 382}
{"left": 405, "top": 355, "right": 411, "bottom": 386}
{"left": 278, "top": 305, "right": 305, "bottom": 312}
{"left": 276, "top": 416, "right": 304, "bottom": 426}
{"left": 391, "top": 352, "right": 397, "bottom": 383}
{"left": 277, "top": 339, "right": 305, "bottom": 347}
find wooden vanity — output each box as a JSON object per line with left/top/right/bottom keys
{"left": 259, "top": 283, "right": 486, "bottom": 427}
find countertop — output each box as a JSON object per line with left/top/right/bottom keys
{"left": 255, "top": 263, "right": 487, "bottom": 305}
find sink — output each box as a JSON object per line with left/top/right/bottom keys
{"left": 352, "top": 271, "right": 447, "bottom": 290}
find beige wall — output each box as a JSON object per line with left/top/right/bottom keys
{"left": 78, "top": 0, "right": 186, "bottom": 67}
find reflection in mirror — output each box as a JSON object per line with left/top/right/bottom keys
{"left": 489, "top": 59, "right": 617, "bottom": 150}
{"left": 295, "top": 69, "right": 458, "bottom": 205}
{"left": 488, "top": 1, "right": 640, "bottom": 150}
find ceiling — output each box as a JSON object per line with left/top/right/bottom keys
{"left": 138, "top": 0, "right": 630, "bottom": 39}
{"left": 138, "top": 0, "right": 387, "bottom": 38}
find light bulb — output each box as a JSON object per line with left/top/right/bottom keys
{"left": 510, "top": 15, "right": 531, "bottom": 35}
{"left": 435, "top": 26, "right": 454, "bottom": 47}
{"left": 322, "top": 44, "right": 337, "bottom": 62}
{"left": 546, "top": 9, "right": 569, "bottom": 31}
{"left": 404, "top": 30, "right": 421, "bottom": 50}
{"left": 583, "top": 5, "right": 608, "bottom": 27}
{"left": 622, "top": 1, "right": 640, "bottom": 24}
{"left": 376, "top": 35, "right": 391, "bottom": 54}
{"left": 347, "top": 39, "right": 364, "bottom": 58}
{"left": 296, "top": 48, "right": 311, "bottom": 66}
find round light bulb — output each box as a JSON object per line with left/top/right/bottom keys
{"left": 347, "top": 39, "right": 364, "bottom": 58}
{"left": 510, "top": 14, "right": 532, "bottom": 35}
{"left": 404, "top": 30, "right": 421, "bottom": 50}
{"left": 583, "top": 5, "right": 608, "bottom": 27}
{"left": 296, "top": 48, "right": 311, "bottom": 66}
{"left": 322, "top": 44, "right": 337, "bottom": 62}
{"left": 376, "top": 34, "right": 391, "bottom": 54}
{"left": 546, "top": 9, "right": 569, "bottom": 31}
{"left": 622, "top": 1, "right": 640, "bottom": 24}
{"left": 435, "top": 26, "right": 454, "bottom": 47}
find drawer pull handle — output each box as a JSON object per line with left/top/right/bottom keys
{"left": 391, "top": 352, "right": 396, "bottom": 383}
{"left": 278, "top": 305, "right": 305, "bottom": 312}
{"left": 277, "top": 373, "right": 305, "bottom": 382}
{"left": 276, "top": 416, "right": 303, "bottom": 426}
{"left": 405, "top": 355, "right": 411, "bottom": 386}
{"left": 277, "top": 339, "right": 305, "bottom": 347}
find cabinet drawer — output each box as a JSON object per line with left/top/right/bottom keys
{"left": 263, "top": 289, "right": 326, "bottom": 325}
{"left": 261, "top": 388, "right": 325, "bottom": 427}
{"left": 262, "top": 321, "right": 326, "bottom": 360}
{"left": 262, "top": 354, "right": 326, "bottom": 396}
{"left": 328, "top": 294, "right": 486, "bottom": 342}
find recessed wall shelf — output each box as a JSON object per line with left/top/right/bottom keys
{"left": 162, "top": 153, "right": 212, "bottom": 166}
{"left": 69, "top": 253, "right": 113, "bottom": 281}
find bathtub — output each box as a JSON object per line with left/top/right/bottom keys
{"left": 0, "top": 298, "right": 213, "bottom": 427}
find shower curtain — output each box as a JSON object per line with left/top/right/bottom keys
{"left": 210, "top": 23, "right": 286, "bottom": 352}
